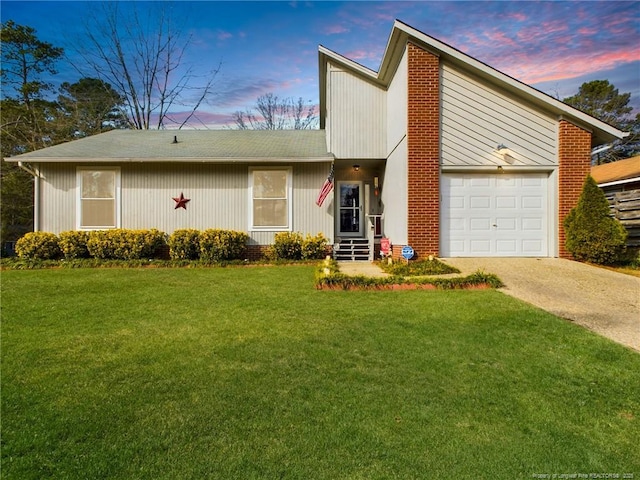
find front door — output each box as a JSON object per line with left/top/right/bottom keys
{"left": 337, "top": 181, "right": 363, "bottom": 237}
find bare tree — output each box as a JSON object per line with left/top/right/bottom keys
{"left": 233, "top": 93, "right": 317, "bottom": 130}
{"left": 73, "top": 2, "right": 220, "bottom": 130}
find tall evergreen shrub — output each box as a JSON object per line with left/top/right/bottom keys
{"left": 564, "top": 175, "right": 627, "bottom": 264}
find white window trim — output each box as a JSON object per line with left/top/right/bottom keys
{"left": 76, "top": 167, "right": 121, "bottom": 230}
{"left": 248, "top": 167, "right": 293, "bottom": 231}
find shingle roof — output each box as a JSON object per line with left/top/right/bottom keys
{"left": 591, "top": 156, "right": 640, "bottom": 185}
{"left": 5, "top": 129, "right": 333, "bottom": 163}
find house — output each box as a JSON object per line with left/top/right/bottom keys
{"left": 592, "top": 155, "right": 640, "bottom": 246}
{"left": 5, "top": 20, "right": 628, "bottom": 259}
{"left": 5, "top": 130, "right": 334, "bottom": 259}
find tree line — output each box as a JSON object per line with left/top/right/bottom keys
{"left": 0, "top": 5, "right": 317, "bottom": 246}
{"left": 1, "top": 6, "right": 638, "bottom": 247}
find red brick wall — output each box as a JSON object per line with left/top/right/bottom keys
{"left": 558, "top": 120, "right": 592, "bottom": 258}
{"left": 407, "top": 42, "right": 440, "bottom": 258}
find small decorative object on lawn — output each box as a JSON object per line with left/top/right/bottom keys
{"left": 402, "top": 245, "right": 414, "bottom": 261}
{"left": 380, "top": 237, "right": 391, "bottom": 257}
{"left": 172, "top": 192, "right": 191, "bottom": 210}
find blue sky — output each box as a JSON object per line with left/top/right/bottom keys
{"left": 2, "top": 1, "right": 639, "bottom": 128}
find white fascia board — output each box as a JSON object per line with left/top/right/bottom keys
{"left": 598, "top": 177, "right": 640, "bottom": 188}
{"left": 318, "top": 45, "right": 380, "bottom": 83}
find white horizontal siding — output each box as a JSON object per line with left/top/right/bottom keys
{"left": 441, "top": 63, "right": 557, "bottom": 167}
{"left": 36, "top": 162, "right": 334, "bottom": 245}
{"left": 327, "top": 62, "right": 386, "bottom": 158}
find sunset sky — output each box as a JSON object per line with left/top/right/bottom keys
{"left": 2, "top": 1, "right": 639, "bottom": 128}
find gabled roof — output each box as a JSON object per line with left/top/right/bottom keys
{"left": 592, "top": 156, "right": 640, "bottom": 185}
{"left": 318, "top": 19, "right": 628, "bottom": 146}
{"left": 4, "top": 129, "right": 333, "bottom": 163}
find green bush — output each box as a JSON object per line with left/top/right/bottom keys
{"left": 15, "top": 232, "right": 60, "bottom": 260}
{"left": 199, "top": 229, "right": 248, "bottom": 262}
{"left": 564, "top": 175, "right": 627, "bottom": 265}
{"left": 380, "top": 257, "right": 460, "bottom": 276}
{"left": 87, "top": 229, "right": 166, "bottom": 260}
{"left": 58, "top": 231, "right": 90, "bottom": 259}
{"left": 168, "top": 229, "right": 201, "bottom": 260}
{"left": 301, "top": 233, "right": 328, "bottom": 260}
{"left": 270, "top": 232, "right": 303, "bottom": 260}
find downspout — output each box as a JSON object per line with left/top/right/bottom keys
{"left": 17, "top": 161, "right": 40, "bottom": 232}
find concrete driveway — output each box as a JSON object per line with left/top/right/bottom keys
{"left": 441, "top": 258, "right": 640, "bottom": 352}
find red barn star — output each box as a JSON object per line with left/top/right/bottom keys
{"left": 172, "top": 192, "right": 191, "bottom": 209}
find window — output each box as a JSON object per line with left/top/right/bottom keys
{"left": 77, "top": 168, "right": 120, "bottom": 229}
{"left": 250, "top": 168, "right": 292, "bottom": 230}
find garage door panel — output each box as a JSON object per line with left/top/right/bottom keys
{"left": 522, "top": 196, "right": 543, "bottom": 209}
{"left": 496, "top": 218, "right": 516, "bottom": 230}
{"left": 496, "top": 177, "right": 517, "bottom": 187}
{"left": 470, "top": 218, "right": 491, "bottom": 231}
{"left": 522, "top": 177, "right": 544, "bottom": 187}
{"left": 523, "top": 240, "right": 544, "bottom": 254}
{"left": 441, "top": 173, "right": 549, "bottom": 257}
{"left": 496, "top": 239, "right": 517, "bottom": 253}
{"left": 470, "top": 239, "right": 491, "bottom": 254}
{"left": 450, "top": 218, "right": 466, "bottom": 230}
{"left": 470, "top": 196, "right": 490, "bottom": 209}
{"left": 470, "top": 177, "right": 491, "bottom": 187}
{"left": 522, "top": 218, "right": 543, "bottom": 231}
{"left": 448, "top": 196, "right": 465, "bottom": 209}
{"left": 496, "top": 196, "right": 516, "bottom": 209}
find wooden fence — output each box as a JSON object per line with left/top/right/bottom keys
{"left": 604, "top": 188, "right": 640, "bottom": 247}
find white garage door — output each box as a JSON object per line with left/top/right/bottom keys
{"left": 440, "top": 173, "right": 548, "bottom": 257}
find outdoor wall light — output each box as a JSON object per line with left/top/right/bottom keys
{"left": 353, "top": 164, "right": 360, "bottom": 172}
{"left": 497, "top": 165, "right": 504, "bottom": 173}
{"left": 496, "top": 144, "right": 508, "bottom": 155}
{"left": 495, "top": 144, "right": 515, "bottom": 164}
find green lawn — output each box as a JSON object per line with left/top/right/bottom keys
{"left": 2, "top": 266, "right": 639, "bottom": 479}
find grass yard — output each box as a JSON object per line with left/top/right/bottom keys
{"left": 2, "top": 266, "right": 639, "bottom": 479}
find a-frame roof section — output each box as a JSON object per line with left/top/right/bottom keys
{"left": 319, "top": 19, "right": 627, "bottom": 146}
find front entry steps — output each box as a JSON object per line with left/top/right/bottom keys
{"left": 334, "top": 238, "right": 370, "bottom": 261}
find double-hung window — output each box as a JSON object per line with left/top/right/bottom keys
{"left": 77, "top": 167, "right": 120, "bottom": 229}
{"left": 249, "top": 167, "right": 292, "bottom": 230}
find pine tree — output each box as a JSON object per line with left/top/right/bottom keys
{"left": 564, "top": 175, "right": 627, "bottom": 264}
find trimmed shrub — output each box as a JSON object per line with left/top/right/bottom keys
{"left": 564, "top": 175, "right": 627, "bottom": 264}
{"left": 199, "top": 229, "right": 248, "bottom": 262}
{"left": 271, "top": 232, "right": 303, "bottom": 260}
{"left": 168, "top": 229, "right": 201, "bottom": 260}
{"left": 15, "top": 232, "right": 60, "bottom": 260}
{"left": 58, "top": 231, "right": 90, "bottom": 259}
{"left": 301, "top": 233, "right": 328, "bottom": 260}
{"left": 87, "top": 229, "right": 166, "bottom": 260}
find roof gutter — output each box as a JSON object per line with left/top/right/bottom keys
{"left": 597, "top": 177, "right": 640, "bottom": 188}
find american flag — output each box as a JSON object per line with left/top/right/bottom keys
{"left": 315, "top": 164, "right": 334, "bottom": 207}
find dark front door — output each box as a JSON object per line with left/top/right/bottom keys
{"left": 337, "top": 181, "right": 363, "bottom": 237}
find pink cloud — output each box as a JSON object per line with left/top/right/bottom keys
{"left": 343, "top": 48, "right": 382, "bottom": 63}
{"left": 502, "top": 12, "right": 528, "bottom": 22}
{"left": 217, "top": 30, "right": 233, "bottom": 41}
{"left": 324, "top": 24, "right": 349, "bottom": 35}
{"left": 577, "top": 26, "right": 597, "bottom": 36}
{"left": 501, "top": 49, "right": 640, "bottom": 85}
